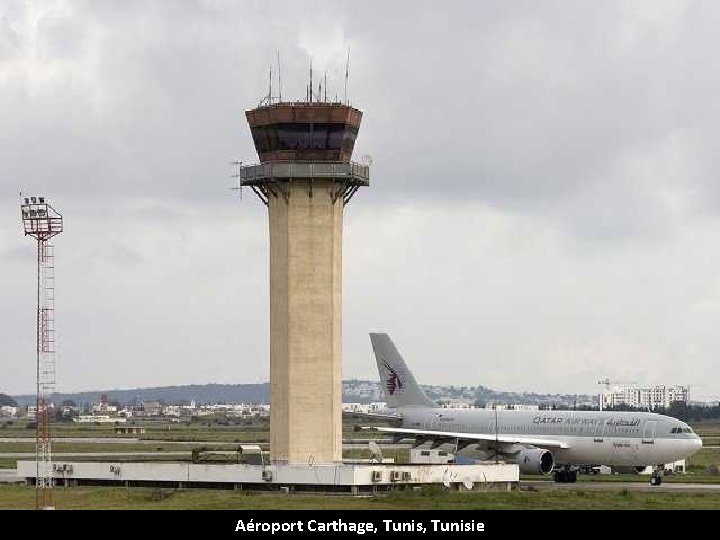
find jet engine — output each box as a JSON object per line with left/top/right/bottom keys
{"left": 514, "top": 448, "right": 554, "bottom": 475}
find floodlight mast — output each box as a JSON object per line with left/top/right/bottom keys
{"left": 19, "top": 196, "right": 63, "bottom": 510}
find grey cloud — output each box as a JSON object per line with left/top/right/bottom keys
{"left": 2, "top": 2, "right": 720, "bottom": 398}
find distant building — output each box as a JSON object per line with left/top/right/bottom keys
{"left": 637, "top": 459, "right": 687, "bottom": 475}
{"left": 0, "top": 405, "right": 17, "bottom": 418}
{"left": 507, "top": 404, "right": 541, "bottom": 411}
{"left": 602, "top": 385, "right": 689, "bottom": 410}
{"left": 73, "top": 415, "right": 126, "bottom": 424}
{"left": 483, "top": 403, "right": 540, "bottom": 411}
{"left": 25, "top": 405, "right": 38, "bottom": 419}
{"left": 439, "top": 399, "right": 475, "bottom": 409}
{"left": 142, "top": 401, "right": 163, "bottom": 416}
{"left": 60, "top": 405, "right": 79, "bottom": 418}
{"left": 91, "top": 404, "right": 117, "bottom": 414}
{"left": 194, "top": 403, "right": 270, "bottom": 418}
{"left": 114, "top": 426, "right": 145, "bottom": 434}
{"left": 341, "top": 402, "right": 388, "bottom": 414}
{"left": 342, "top": 381, "right": 382, "bottom": 401}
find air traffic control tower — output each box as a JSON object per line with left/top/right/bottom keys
{"left": 238, "top": 100, "right": 369, "bottom": 464}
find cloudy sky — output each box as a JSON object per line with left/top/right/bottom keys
{"left": 2, "top": 1, "right": 720, "bottom": 400}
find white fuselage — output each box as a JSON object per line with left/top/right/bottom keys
{"left": 400, "top": 407, "right": 702, "bottom": 466}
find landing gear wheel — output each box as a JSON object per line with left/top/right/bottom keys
{"left": 650, "top": 465, "right": 664, "bottom": 486}
{"left": 554, "top": 470, "right": 576, "bottom": 483}
{"left": 553, "top": 470, "right": 566, "bottom": 483}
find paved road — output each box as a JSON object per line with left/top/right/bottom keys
{"left": 522, "top": 480, "right": 720, "bottom": 492}
{"left": 0, "top": 438, "right": 240, "bottom": 445}
{"left": 0, "top": 452, "right": 190, "bottom": 458}
{"left": 0, "top": 437, "right": 142, "bottom": 443}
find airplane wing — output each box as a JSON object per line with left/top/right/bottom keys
{"left": 359, "top": 426, "right": 569, "bottom": 449}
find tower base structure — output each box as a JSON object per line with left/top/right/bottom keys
{"left": 15, "top": 460, "right": 519, "bottom": 493}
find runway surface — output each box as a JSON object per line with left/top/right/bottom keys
{"left": 0, "top": 437, "right": 228, "bottom": 444}
{"left": 0, "top": 452, "right": 190, "bottom": 458}
{"left": 522, "top": 480, "right": 720, "bottom": 492}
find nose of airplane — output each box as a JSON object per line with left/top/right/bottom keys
{"left": 690, "top": 436, "right": 703, "bottom": 452}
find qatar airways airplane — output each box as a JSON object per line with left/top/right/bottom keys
{"left": 364, "top": 333, "right": 702, "bottom": 484}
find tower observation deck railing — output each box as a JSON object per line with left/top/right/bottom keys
{"left": 238, "top": 161, "right": 369, "bottom": 186}
{"left": 237, "top": 161, "right": 370, "bottom": 206}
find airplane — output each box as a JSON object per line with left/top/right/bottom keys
{"left": 362, "top": 333, "right": 702, "bottom": 484}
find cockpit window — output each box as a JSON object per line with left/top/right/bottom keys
{"left": 671, "top": 427, "right": 678, "bottom": 433}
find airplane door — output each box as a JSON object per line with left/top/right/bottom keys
{"left": 642, "top": 420, "right": 656, "bottom": 444}
{"left": 631, "top": 442, "right": 641, "bottom": 465}
{"left": 594, "top": 419, "right": 605, "bottom": 442}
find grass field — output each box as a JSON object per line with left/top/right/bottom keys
{"left": 694, "top": 420, "right": 720, "bottom": 436}
{"left": 0, "top": 442, "right": 232, "bottom": 452}
{"left": 1, "top": 485, "right": 719, "bottom": 510}
{"left": 0, "top": 419, "right": 401, "bottom": 469}
{"left": 0, "top": 424, "right": 274, "bottom": 443}
{"left": 687, "top": 446, "right": 720, "bottom": 472}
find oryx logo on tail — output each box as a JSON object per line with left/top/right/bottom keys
{"left": 382, "top": 359, "right": 403, "bottom": 395}
{"left": 370, "top": 333, "right": 435, "bottom": 408}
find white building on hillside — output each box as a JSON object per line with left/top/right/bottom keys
{"left": 73, "top": 415, "right": 126, "bottom": 424}
{"left": 483, "top": 403, "right": 540, "bottom": 411}
{"left": 342, "top": 402, "right": 388, "bottom": 414}
{"left": 602, "top": 385, "right": 689, "bottom": 410}
{"left": 0, "top": 406, "right": 17, "bottom": 418}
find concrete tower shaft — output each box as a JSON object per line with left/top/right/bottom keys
{"left": 268, "top": 181, "right": 343, "bottom": 463}
{"left": 239, "top": 102, "right": 369, "bottom": 464}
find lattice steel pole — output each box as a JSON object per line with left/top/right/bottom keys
{"left": 20, "top": 196, "right": 63, "bottom": 510}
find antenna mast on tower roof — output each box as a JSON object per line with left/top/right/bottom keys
{"left": 277, "top": 50, "right": 282, "bottom": 102}
{"left": 344, "top": 47, "right": 350, "bottom": 105}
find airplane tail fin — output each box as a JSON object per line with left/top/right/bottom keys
{"left": 370, "top": 333, "right": 435, "bottom": 408}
